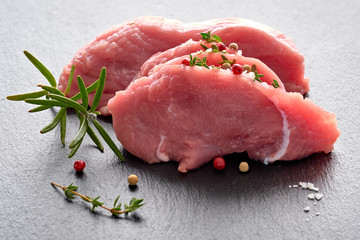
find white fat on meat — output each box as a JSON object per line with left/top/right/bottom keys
{"left": 156, "top": 135, "right": 169, "bottom": 162}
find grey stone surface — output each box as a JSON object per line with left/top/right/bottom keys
{"left": 1, "top": 0, "right": 359, "bottom": 239}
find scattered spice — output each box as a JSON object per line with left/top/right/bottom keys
{"left": 128, "top": 174, "right": 138, "bottom": 186}
{"left": 239, "top": 161, "right": 249, "bottom": 173}
{"left": 217, "top": 43, "right": 226, "bottom": 51}
{"left": 189, "top": 54, "right": 209, "bottom": 69}
{"left": 182, "top": 58, "right": 190, "bottom": 66}
{"left": 307, "top": 182, "right": 319, "bottom": 192}
{"left": 308, "top": 193, "right": 315, "bottom": 200}
{"left": 298, "top": 182, "right": 320, "bottom": 192}
{"left": 232, "top": 64, "right": 243, "bottom": 75}
{"left": 290, "top": 182, "right": 324, "bottom": 220}
{"left": 74, "top": 160, "right": 86, "bottom": 172}
{"left": 213, "top": 157, "right": 225, "bottom": 170}
{"left": 196, "top": 35, "right": 279, "bottom": 90}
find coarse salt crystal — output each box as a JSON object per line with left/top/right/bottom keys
{"left": 308, "top": 194, "right": 315, "bottom": 200}
{"left": 293, "top": 185, "right": 298, "bottom": 188}
{"left": 316, "top": 213, "right": 320, "bottom": 216}
{"left": 299, "top": 182, "right": 307, "bottom": 189}
{"left": 312, "top": 187, "right": 319, "bottom": 192}
{"left": 315, "top": 193, "right": 324, "bottom": 201}
{"left": 307, "top": 182, "right": 319, "bottom": 192}
{"left": 304, "top": 206, "right": 310, "bottom": 212}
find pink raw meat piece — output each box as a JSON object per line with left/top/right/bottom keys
{"left": 58, "top": 16, "right": 308, "bottom": 115}
{"left": 107, "top": 63, "right": 339, "bottom": 173}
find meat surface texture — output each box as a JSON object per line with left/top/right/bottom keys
{"left": 156, "top": 51, "right": 285, "bottom": 89}
{"left": 59, "top": 16, "right": 308, "bottom": 115}
{"left": 107, "top": 64, "right": 339, "bottom": 173}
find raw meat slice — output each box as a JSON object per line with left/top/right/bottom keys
{"left": 107, "top": 64, "right": 339, "bottom": 173}
{"left": 140, "top": 40, "right": 207, "bottom": 77}
{"left": 58, "top": 16, "right": 308, "bottom": 115}
{"left": 152, "top": 51, "right": 285, "bottom": 89}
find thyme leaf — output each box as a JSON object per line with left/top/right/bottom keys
{"left": 201, "top": 31, "right": 222, "bottom": 43}
{"left": 200, "top": 44, "right": 208, "bottom": 50}
{"left": 272, "top": 79, "right": 280, "bottom": 88}
{"left": 219, "top": 55, "right": 236, "bottom": 65}
{"left": 250, "top": 64, "right": 263, "bottom": 82}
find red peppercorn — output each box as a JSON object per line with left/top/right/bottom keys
{"left": 74, "top": 160, "right": 86, "bottom": 172}
{"left": 217, "top": 43, "right": 226, "bottom": 51}
{"left": 213, "top": 157, "right": 225, "bottom": 170}
{"left": 182, "top": 59, "right": 190, "bottom": 66}
{"left": 232, "top": 64, "right": 243, "bottom": 75}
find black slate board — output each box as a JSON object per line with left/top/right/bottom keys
{"left": 1, "top": 0, "right": 359, "bottom": 239}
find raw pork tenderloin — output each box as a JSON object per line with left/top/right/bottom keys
{"left": 108, "top": 57, "right": 339, "bottom": 172}
{"left": 59, "top": 16, "right": 308, "bottom": 115}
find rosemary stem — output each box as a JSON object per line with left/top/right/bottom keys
{"left": 51, "top": 182, "right": 129, "bottom": 214}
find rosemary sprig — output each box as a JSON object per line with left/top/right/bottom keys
{"left": 6, "top": 51, "right": 124, "bottom": 161}
{"left": 51, "top": 182, "right": 144, "bottom": 216}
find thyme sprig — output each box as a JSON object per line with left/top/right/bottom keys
{"left": 51, "top": 182, "right": 144, "bottom": 216}
{"left": 251, "top": 64, "right": 264, "bottom": 83}
{"left": 219, "top": 55, "right": 236, "bottom": 66}
{"left": 189, "top": 54, "right": 210, "bottom": 69}
{"left": 7, "top": 51, "right": 124, "bottom": 160}
{"left": 201, "top": 31, "right": 222, "bottom": 43}
{"left": 200, "top": 31, "right": 227, "bottom": 53}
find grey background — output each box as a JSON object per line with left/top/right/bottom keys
{"left": 1, "top": 0, "right": 359, "bottom": 239}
